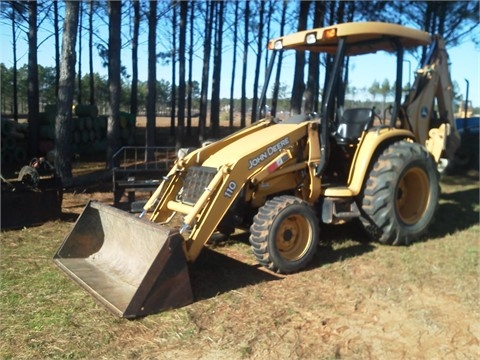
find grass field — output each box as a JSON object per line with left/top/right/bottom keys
{"left": 1, "top": 164, "right": 479, "bottom": 359}
{"left": 0, "top": 172, "right": 480, "bottom": 359}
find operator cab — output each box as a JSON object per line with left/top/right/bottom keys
{"left": 264, "top": 22, "right": 432, "bottom": 184}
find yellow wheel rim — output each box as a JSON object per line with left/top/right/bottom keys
{"left": 396, "top": 167, "right": 430, "bottom": 225}
{"left": 275, "top": 214, "right": 312, "bottom": 260}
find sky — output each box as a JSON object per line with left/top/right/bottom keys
{"left": 1, "top": 17, "right": 478, "bottom": 111}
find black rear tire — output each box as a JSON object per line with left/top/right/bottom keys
{"left": 249, "top": 195, "right": 319, "bottom": 273}
{"left": 360, "top": 141, "right": 439, "bottom": 245}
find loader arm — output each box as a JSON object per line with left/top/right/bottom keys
{"left": 401, "top": 37, "right": 460, "bottom": 161}
{"left": 149, "top": 121, "right": 321, "bottom": 263}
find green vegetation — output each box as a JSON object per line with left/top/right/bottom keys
{"left": 0, "top": 63, "right": 201, "bottom": 116}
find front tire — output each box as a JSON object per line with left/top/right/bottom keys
{"left": 360, "top": 141, "right": 439, "bottom": 245}
{"left": 249, "top": 196, "right": 319, "bottom": 273}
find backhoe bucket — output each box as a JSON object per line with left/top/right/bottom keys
{"left": 53, "top": 201, "right": 193, "bottom": 318}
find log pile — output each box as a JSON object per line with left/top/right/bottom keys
{"left": 1, "top": 105, "right": 136, "bottom": 167}
{"left": 1, "top": 118, "right": 28, "bottom": 165}
{"left": 39, "top": 105, "right": 136, "bottom": 156}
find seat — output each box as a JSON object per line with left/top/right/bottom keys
{"left": 335, "top": 108, "right": 373, "bottom": 144}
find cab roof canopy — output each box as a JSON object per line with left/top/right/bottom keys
{"left": 268, "top": 22, "right": 432, "bottom": 56}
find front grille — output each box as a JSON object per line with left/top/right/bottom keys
{"left": 179, "top": 166, "right": 217, "bottom": 205}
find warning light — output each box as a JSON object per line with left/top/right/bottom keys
{"left": 323, "top": 28, "right": 337, "bottom": 40}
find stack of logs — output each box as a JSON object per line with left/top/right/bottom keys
{"left": 1, "top": 105, "right": 136, "bottom": 166}
{"left": 38, "top": 105, "right": 136, "bottom": 156}
{"left": 1, "top": 118, "right": 28, "bottom": 165}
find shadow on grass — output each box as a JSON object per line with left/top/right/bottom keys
{"left": 190, "top": 221, "right": 375, "bottom": 302}
{"left": 308, "top": 221, "right": 376, "bottom": 270}
{"left": 189, "top": 247, "right": 282, "bottom": 301}
{"left": 430, "top": 186, "right": 479, "bottom": 238}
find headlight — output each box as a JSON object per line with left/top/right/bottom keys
{"left": 306, "top": 33, "right": 317, "bottom": 44}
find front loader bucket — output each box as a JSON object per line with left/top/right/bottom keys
{"left": 53, "top": 201, "right": 193, "bottom": 318}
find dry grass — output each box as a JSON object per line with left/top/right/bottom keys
{"left": 1, "top": 117, "right": 479, "bottom": 359}
{"left": 1, "top": 168, "right": 478, "bottom": 359}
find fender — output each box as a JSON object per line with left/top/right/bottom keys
{"left": 347, "top": 128, "right": 415, "bottom": 195}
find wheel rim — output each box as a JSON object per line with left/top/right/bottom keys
{"left": 396, "top": 167, "right": 430, "bottom": 225}
{"left": 275, "top": 214, "right": 312, "bottom": 260}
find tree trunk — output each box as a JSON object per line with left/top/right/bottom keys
{"left": 88, "top": 0, "right": 95, "bottom": 105}
{"left": 11, "top": 6, "right": 18, "bottom": 122}
{"left": 336, "top": 0, "right": 346, "bottom": 23}
{"left": 106, "top": 0, "right": 122, "bottom": 169}
{"left": 170, "top": 4, "right": 177, "bottom": 136}
{"left": 27, "top": 1, "right": 39, "bottom": 158}
{"left": 210, "top": 0, "right": 224, "bottom": 138}
{"left": 229, "top": 0, "right": 239, "bottom": 130}
{"left": 251, "top": 0, "right": 265, "bottom": 123}
{"left": 271, "top": 1, "right": 287, "bottom": 117}
{"left": 321, "top": 0, "right": 337, "bottom": 118}
{"left": 55, "top": 1, "right": 79, "bottom": 186}
{"left": 290, "top": 0, "right": 310, "bottom": 115}
{"left": 146, "top": 0, "right": 157, "bottom": 162}
{"left": 264, "top": 1, "right": 273, "bottom": 72}
{"left": 187, "top": 0, "right": 194, "bottom": 135}
{"left": 240, "top": 0, "right": 250, "bottom": 128}
{"left": 177, "top": 0, "right": 188, "bottom": 149}
{"left": 336, "top": 0, "right": 347, "bottom": 111}
{"left": 199, "top": 0, "right": 214, "bottom": 143}
{"left": 77, "top": 1, "right": 83, "bottom": 104}
{"left": 54, "top": 1, "right": 60, "bottom": 100}
{"left": 438, "top": 2, "right": 447, "bottom": 36}
{"left": 304, "top": 1, "right": 325, "bottom": 114}
{"left": 130, "top": 0, "right": 139, "bottom": 114}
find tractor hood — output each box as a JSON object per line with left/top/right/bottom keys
{"left": 202, "top": 123, "right": 305, "bottom": 170}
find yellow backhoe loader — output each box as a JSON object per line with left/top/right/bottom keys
{"left": 54, "top": 22, "right": 460, "bottom": 318}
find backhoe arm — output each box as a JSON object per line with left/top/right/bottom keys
{"left": 402, "top": 37, "right": 460, "bottom": 161}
